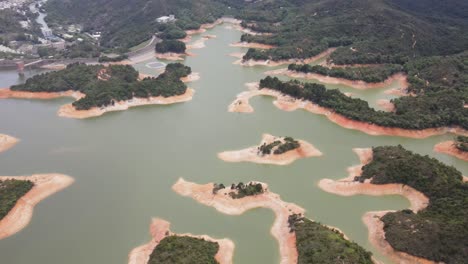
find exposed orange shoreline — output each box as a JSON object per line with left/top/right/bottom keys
{"left": 376, "top": 99, "right": 396, "bottom": 112}
{"left": 230, "top": 42, "right": 275, "bottom": 49}
{"left": 233, "top": 48, "right": 336, "bottom": 67}
{"left": 228, "top": 82, "right": 468, "bottom": 138}
{"left": 0, "top": 72, "right": 197, "bottom": 119}
{"left": 128, "top": 218, "right": 234, "bottom": 264}
{"left": 434, "top": 141, "right": 468, "bottom": 161}
{"left": 172, "top": 178, "right": 304, "bottom": 264}
{"left": 0, "top": 174, "right": 74, "bottom": 240}
{"left": 318, "top": 148, "right": 435, "bottom": 264}
{"left": 0, "top": 134, "right": 19, "bottom": 153}
{"left": 265, "top": 68, "right": 408, "bottom": 91}
{"left": 57, "top": 88, "right": 195, "bottom": 119}
{"left": 218, "top": 133, "right": 322, "bottom": 165}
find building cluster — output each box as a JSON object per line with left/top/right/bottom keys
{"left": 156, "top": 15, "right": 175, "bottom": 23}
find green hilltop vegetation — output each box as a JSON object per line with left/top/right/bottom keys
{"left": 288, "top": 214, "right": 374, "bottom": 264}
{"left": 148, "top": 235, "right": 219, "bottom": 264}
{"left": 288, "top": 64, "right": 404, "bottom": 83}
{"left": 212, "top": 182, "right": 264, "bottom": 198}
{"left": 0, "top": 179, "right": 34, "bottom": 220}
{"left": 258, "top": 137, "right": 300, "bottom": 155}
{"left": 10, "top": 62, "right": 191, "bottom": 110}
{"left": 355, "top": 145, "right": 468, "bottom": 263}
{"left": 259, "top": 51, "right": 468, "bottom": 131}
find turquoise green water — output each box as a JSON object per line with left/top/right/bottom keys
{"left": 0, "top": 25, "right": 466, "bottom": 264}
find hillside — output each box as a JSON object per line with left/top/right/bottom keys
{"left": 240, "top": 0, "right": 468, "bottom": 63}
{"left": 44, "top": 0, "right": 233, "bottom": 51}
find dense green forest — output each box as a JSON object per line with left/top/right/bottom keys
{"left": 287, "top": 64, "right": 404, "bottom": 83}
{"left": 155, "top": 40, "right": 186, "bottom": 53}
{"left": 455, "top": 136, "right": 468, "bottom": 152}
{"left": 258, "top": 137, "right": 300, "bottom": 155}
{"left": 148, "top": 235, "right": 219, "bottom": 264}
{"left": 11, "top": 62, "right": 191, "bottom": 110}
{"left": 288, "top": 214, "right": 374, "bottom": 264}
{"left": 259, "top": 74, "right": 468, "bottom": 130}
{"left": 0, "top": 179, "right": 34, "bottom": 220}
{"left": 356, "top": 145, "right": 468, "bottom": 263}
{"left": 238, "top": 0, "right": 468, "bottom": 63}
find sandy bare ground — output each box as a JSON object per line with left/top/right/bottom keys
{"left": 155, "top": 52, "right": 186, "bottom": 61}
{"left": 230, "top": 42, "right": 275, "bottom": 49}
{"left": 0, "top": 174, "right": 74, "bottom": 240}
{"left": 128, "top": 218, "right": 234, "bottom": 264}
{"left": 180, "top": 72, "right": 200, "bottom": 83}
{"left": 233, "top": 48, "right": 336, "bottom": 67}
{"left": 318, "top": 148, "right": 435, "bottom": 264}
{"left": 218, "top": 133, "right": 322, "bottom": 165}
{"left": 434, "top": 141, "right": 468, "bottom": 161}
{"left": 228, "top": 83, "right": 468, "bottom": 138}
{"left": 0, "top": 88, "right": 84, "bottom": 100}
{"left": 40, "top": 63, "right": 67, "bottom": 70}
{"left": 0, "top": 134, "right": 18, "bottom": 153}
{"left": 265, "top": 69, "right": 408, "bottom": 91}
{"left": 172, "top": 178, "right": 304, "bottom": 264}
{"left": 376, "top": 99, "right": 396, "bottom": 112}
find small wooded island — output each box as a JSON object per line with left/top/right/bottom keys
{"left": 128, "top": 218, "right": 234, "bottom": 264}
{"left": 1, "top": 63, "right": 194, "bottom": 118}
{"left": 218, "top": 134, "right": 322, "bottom": 165}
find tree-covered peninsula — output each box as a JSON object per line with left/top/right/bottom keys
{"left": 354, "top": 145, "right": 468, "bottom": 263}
{"left": 287, "top": 64, "right": 404, "bottom": 83}
{"left": 258, "top": 70, "right": 468, "bottom": 130}
{"left": 288, "top": 214, "right": 374, "bottom": 264}
{"left": 0, "top": 179, "right": 33, "bottom": 220}
{"left": 148, "top": 235, "right": 219, "bottom": 264}
{"left": 10, "top": 63, "right": 191, "bottom": 110}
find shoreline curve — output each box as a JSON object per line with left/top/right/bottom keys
{"left": 318, "top": 148, "right": 434, "bottom": 264}
{"left": 172, "top": 178, "right": 304, "bottom": 264}
{"left": 228, "top": 82, "right": 468, "bottom": 138}
{"left": 0, "top": 173, "right": 74, "bottom": 240}
{"left": 433, "top": 141, "right": 468, "bottom": 161}
{"left": 265, "top": 68, "right": 408, "bottom": 91}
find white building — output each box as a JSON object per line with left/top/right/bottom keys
{"left": 156, "top": 15, "right": 175, "bottom": 23}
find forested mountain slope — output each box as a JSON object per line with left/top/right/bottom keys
{"left": 45, "top": 0, "right": 233, "bottom": 51}
{"left": 239, "top": 0, "right": 468, "bottom": 63}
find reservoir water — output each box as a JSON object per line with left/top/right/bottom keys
{"left": 0, "top": 25, "right": 466, "bottom": 264}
